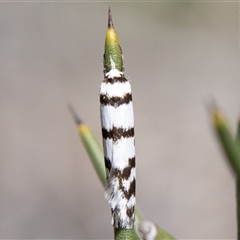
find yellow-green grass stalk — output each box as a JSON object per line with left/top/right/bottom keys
{"left": 68, "top": 104, "right": 106, "bottom": 186}
{"left": 210, "top": 106, "right": 240, "bottom": 239}
{"left": 236, "top": 115, "right": 240, "bottom": 239}
{"left": 210, "top": 107, "right": 240, "bottom": 177}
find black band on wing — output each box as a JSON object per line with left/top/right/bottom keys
{"left": 102, "top": 127, "right": 134, "bottom": 142}
{"left": 100, "top": 93, "right": 132, "bottom": 107}
{"left": 103, "top": 77, "right": 128, "bottom": 84}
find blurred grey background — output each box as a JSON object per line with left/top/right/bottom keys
{"left": 0, "top": 2, "right": 239, "bottom": 239}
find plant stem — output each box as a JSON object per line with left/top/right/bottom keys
{"left": 114, "top": 228, "right": 134, "bottom": 240}
{"left": 68, "top": 104, "right": 106, "bottom": 185}
{"left": 237, "top": 116, "right": 240, "bottom": 240}
{"left": 210, "top": 106, "right": 240, "bottom": 239}
{"left": 211, "top": 107, "right": 240, "bottom": 177}
{"left": 237, "top": 178, "right": 240, "bottom": 240}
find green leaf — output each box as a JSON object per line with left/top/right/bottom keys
{"left": 211, "top": 106, "right": 240, "bottom": 177}
{"left": 236, "top": 116, "right": 240, "bottom": 147}
{"left": 68, "top": 104, "right": 106, "bottom": 185}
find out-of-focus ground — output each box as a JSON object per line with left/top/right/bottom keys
{"left": 0, "top": 2, "right": 239, "bottom": 239}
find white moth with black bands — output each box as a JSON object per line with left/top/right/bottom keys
{"left": 100, "top": 59, "right": 136, "bottom": 229}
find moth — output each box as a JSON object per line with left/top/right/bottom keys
{"left": 100, "top": 9, "right": 136, "bottom": 229}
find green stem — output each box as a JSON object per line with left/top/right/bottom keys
{"left": 211, "top": 107, "right": 240, "bottom": 239}
{"left": 211, "top": 108, "right": 240, "bottom": 177}
{"left": 68, "top": 105, "right": 106, "bottom": 185}
{"left": 236, "top": 116, "right": 240, "bottom": 240}
{"left": 114, "top": 228, "right": 134, "bottom": 240}
{"left": 237, "top": 178, "right": 240, "bottom": 240}
{"left": 236, "top": 116, "right": 240, "bottom": 147}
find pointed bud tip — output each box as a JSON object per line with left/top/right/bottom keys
{"left": 205, "top": 97, "right": 219, "bottom": 114}
{"left": 208, "top": 104, "right": 226, "bottom": 127}
{"left": 68, "top": 104, "right": 82, "bottom": 126}
{"left": 108, "top": 7, "right": 114, "bottom": 29}
{"left": 104, "top": 7, "right": 123, "bottom": 73}
{"left": 203, "top": 98, "right": 227, "bottom": 127}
